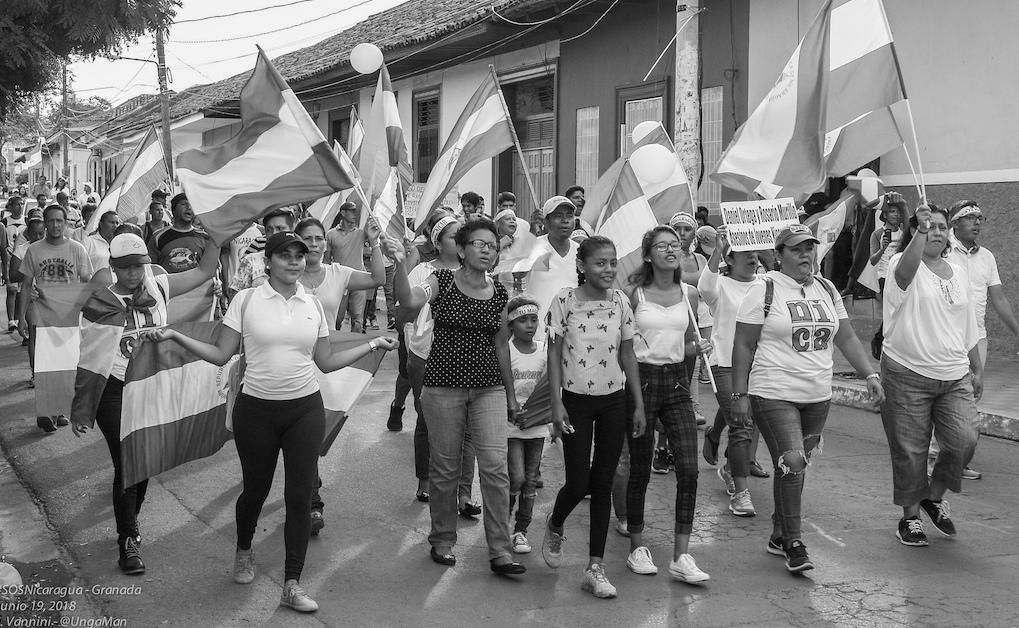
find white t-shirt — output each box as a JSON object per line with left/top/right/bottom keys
{"left": 737, "top": 271, "right": 847, "bottom": 403}
{"left": 508, "top": 341, "right": 549, "bottom": 439}
{"left": 226, "top": 225, "right": 262, "bottom": 284}
{"left": 883, "top": 254, "right": 977, "bottom": 381}
{"left": 224, "top": 282, "right": 329, "bottom": 400}
{"left": 526, "top": 236, "right": 579, "bottom": 336}
{"left": 698, "top": 269, "right": 761, "bottom": 368}
{"left": 83, "top": 233, "right": 111, "bottom": 272}
{"left": 302, "top": 263, "right": 354, "bottom": 327}
{"left": 946, "top": 233, "right": 1000, "bottom": 340}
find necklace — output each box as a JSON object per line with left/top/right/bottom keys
{"left": 301, "top": 265, "right": 326, "bottom": 294}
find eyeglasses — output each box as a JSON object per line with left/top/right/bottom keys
{"left": 653, "top": 242, "right": 681, "bottom": 252}
{"left": 468, "top": 239, "right": 499, "bottom": 252}
{"left": 959, "top": 214, "right": 985, "bottom": 224}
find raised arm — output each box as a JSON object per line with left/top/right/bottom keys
{"left": 386, "top": 238, "right": 436, "bottom": 311}
{"left": 167, "top": 242, "right": 220, "bottom": 297}
{"left": 893, "top": 204, "right": 931, "bottom": 291}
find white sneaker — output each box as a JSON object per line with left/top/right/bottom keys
{"left": 581, "top": 564, "right": 617, "bottom": 598}
{"left": 280, "top": 580, "right": 319, "bottom": 612}
{"left": 512, "top": 531, "right": 531, "bottom": 554}
{"left": 615, "top": 518, "right": 630, "bottom": 537}
{"left": 729, "top": 489, "right": 756, "bottom": 517}
{"left": 626, "top": 546, "right": 658, "bottom": 575}
{"left": 717, "top": 466, "right": 736, "bottom": 497}
{"left": 668, "top": 553, "right": 710, "bottom": 584}
{"left": 233, "top": 549, "right": 255, "bottom": 584}
{"left": 541, "top": 513, "right": 565, "bottom": 569}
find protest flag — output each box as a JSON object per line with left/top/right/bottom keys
{"left": 176, "top": 47, "right": 354, "bottom": 246}
{"left": 121, "top": 321, "right": 233, "bottom": 488}
{"left": 595, "top": 162, "right": 659, "bottom": 290}
{"left": 308, "top": 141, "right": 369, "bottom": 229}
{"left": 414, "top": 71, "right": 514, "bottom": 231}
{"left": 318, "top": 331, "right": 388, "bottom": 455}
{"left": 32, "top": 283, "right": 96, "bottom": 418}
{"left": 362, "top": 63, "right": 411, "bottom": 240}
{"left": 581, "top": 123, "right": 694, "bottom": 228}
{"left": 518, "top": 371, "right": 552, "bottom": 430}
{"left": 348, "top": 106, "right": 365, "bottom": 172}
{"left": 804, "top": 188, "right": 858, "bottom": 260}
{"left": 86, "top": 126, "right": 167, "bottom": 234}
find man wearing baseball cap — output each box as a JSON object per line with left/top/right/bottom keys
{"left": 528, "top": 196, "right": 580, "bottom": 336}
{"left": 325, "top": 201, "right": 370, "bottom": 332}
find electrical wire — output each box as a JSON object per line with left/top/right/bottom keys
{"left": 175, "top": 0, "right": 324, "bottom": 24}
{"left": 490, "top": 0, "right": 587, "bottom": 26}
{"left": 169, "top": 0, "right": 377, "bottom": 44}
{"left": 561, "top": 0, "right": 619, "bottom": 43}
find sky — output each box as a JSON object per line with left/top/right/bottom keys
{"left": 69, "top": 0, "right": 409, "bottom": 108}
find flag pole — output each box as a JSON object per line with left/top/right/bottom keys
{"left": 902, "top": 99, "right": 927, "bottom": 202}
{"left": 684, "top": 295, "right": 717, "bottom": 394}
{"left": 489, "top": 65, "right": 541, "bottom": 215}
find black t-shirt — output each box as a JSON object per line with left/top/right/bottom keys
{"left": 149, "top": 227, "right": 210, "bottom": 273}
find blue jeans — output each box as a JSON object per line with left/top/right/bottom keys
{"left": 712, "top": 365, "right": 753, "bottom": 478}
{"left": 880, "top": 356, "right": 979, "bottom": 506}
{"left": 508, "top": 437, "right": 544, "bottom": 533}
{"left": 421, "top": 386, "right": 512, "bottom": 561}
{"left": 751, "top": 396, "right": 830, "bottom": 545}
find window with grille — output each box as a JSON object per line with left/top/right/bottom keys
{"left": 698, "top": 86, "right": 724, "bottom": 212}
{"left": 576, "top": 107, "right": 599, "bottom": 190}
{"left": 615, "top": 80, "right": 669, "bottom": 157}
{"left": 414, "top": 93, "right": 440, "bottom": 183}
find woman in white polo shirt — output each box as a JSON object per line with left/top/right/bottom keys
{"left": 141, "top": 231, "right": 396, "bottom": 613}
{"left": 731, "top": 224, "right": 882, "bottom": 574}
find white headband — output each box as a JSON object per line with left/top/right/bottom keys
{"left": 430, "top": 216, "right": 458, "bottom": 248}
{"left": 951, "top": 204, "right": 981, "bottom": 222}
{"left": 494, "top": 209, "right": 516, "bottom": 223}
{"left": 508, "top": 304, "right": 539, "bottom": 320}
{"left": 669, "top": 212, "right": 697, "bottom": 230}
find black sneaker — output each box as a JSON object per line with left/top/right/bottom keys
{"left": 310, "top": 510, "right": 325, "bottom": 535}
{"left": 119, "top": 536, "right": 145, "bottom": 575}
{"left": 783, "top": 539, "right": 814, "bottom": 572}
{"left": 386, "top": 402, "right": 404, "bottom": 432}
{"left": 919, "top": 499, "right": 956, "bottom": 536}
{"left": 766, "top": 537, "right": 785, "bottom": 556}
{"left": 55, "top": 415, "right": 69, "bottom": 427}
{"left": 896, "top": 516, "right": 929, "bottom": 547}
{"left": 652, "top": 448, "right": 670, "bottom": 474}
{"left": 37, "top": 416, "right": 57, "bottom": 433}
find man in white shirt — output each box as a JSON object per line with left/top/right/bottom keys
{"left": 77, "top": 182, "right": 100, "bottom": 209}
{"left": 527, "top": 196, "right": 580, "bottom": 337}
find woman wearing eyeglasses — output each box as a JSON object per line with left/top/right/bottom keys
{"left": 389, "top": 217, "right": 525, "bottom": 575}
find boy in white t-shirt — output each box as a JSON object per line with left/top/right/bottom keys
{"left": 506, "top": 295, "right": 549, "bottom": 555}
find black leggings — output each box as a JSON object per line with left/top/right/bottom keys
{"left": 95, "top": 377, "right": 148, "bottom": 543}
{"left": 550, "top": 389, "right": 626, "bottom": 559}
{"left": 233, "top": 391, "right": 324, "bottom": 582}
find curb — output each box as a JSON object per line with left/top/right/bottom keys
{"left": 832, "top": 377, "right": 1019, "bottom": 442}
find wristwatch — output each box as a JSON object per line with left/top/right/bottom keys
{"left": 368, "top": 339, "right": 379, "bottom": 353}
{"left": 731, "top": 392, "right": 746, "bottom": 401}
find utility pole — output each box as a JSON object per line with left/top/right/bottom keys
{"left": 675, "top": 1, "right": 701, "bottom": 202}
{"left": 62, "top": 63, "right": 69, "bottom": 182}
{"left": 155, "top": 27, "right": 174, "bottom": 183}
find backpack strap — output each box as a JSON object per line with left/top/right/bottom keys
{"left": 815, "top": 275, "right": 836, "bottom": 305}
{"left": 762, "top": 276, "right": 775, "bottom": 319}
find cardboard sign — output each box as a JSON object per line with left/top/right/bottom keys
{"left": 403, "top": 183, "right": 459, "bottom": 219}
{"left": 720, "top": 198, "right": 799, "bottom": 251}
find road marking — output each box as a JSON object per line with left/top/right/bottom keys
{"left": 806, "top": 521, "right": 846, "bottom": 547}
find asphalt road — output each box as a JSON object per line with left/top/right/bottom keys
{"left": 1, "top": 327, "right": 1017, "bottom": 628}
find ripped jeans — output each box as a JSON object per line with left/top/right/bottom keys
{"left": 751, "top": 396, "right": 830, "bottom": 545}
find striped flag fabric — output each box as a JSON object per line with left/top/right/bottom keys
{"left": 711, "top": 0, "right": 832, "bottom": 197}
{"left": 32, "top": 283, "right": 96, "bottom": 417}
{"left": 317, "top": 331, "right": 388, "bottom": 456}
{"left": 372, "top": 167, "right": 410, "bottom": 242}
{"left": 308, "top": 141, "right": 368, "bottom": 229}
{"left": 581, "top": 123, "right": 694, "bottom": 227}
{"left": 824, "top": 106, "right": 902, "bottom": 178}
{"left": 176, "top": 47, "right": 355, "bottom": 247}
{"left": 121, "top": 321, "right": 233, "bottom": 488}
{"left": 348, "top": 106, "right": 365, "bottom": 173}
{"left": 414, "top": 70, "right": 513, "bottom": 231}
{"left": 804, "top": 188, "right": 858, "bottom": 260}
{"left": 492, "top": 227, "right": 551, "bottom": 276}
{"left": 595, "top": 162, "right": 659, "bottom": 290}
{"left": 85, "top": 126, "right": 167, "bottom": 234}
{"left": 363, "top": 63, "right": 412, "bottom": 204}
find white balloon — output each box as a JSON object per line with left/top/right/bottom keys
{"left": 631, "top": 121, "right": 660, "bottom": 145}
{"left": 630, "top": 144, "right": 676, "bottom": 184}
{"left": 350, "top": 43, "right": 384, "bottom": 75}
{"left": 857, "top": 167, "right": 877, "bottom": 179}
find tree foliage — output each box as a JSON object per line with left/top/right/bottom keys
{"left": 0, "top": 0, "right": 179, "bottom": 121}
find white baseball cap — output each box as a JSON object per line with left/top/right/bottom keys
{"left": 541, "top": 195, "right": 576, "bottom": 217}
{"left": 109, "top": 234, "right": 151, "bottom": 268}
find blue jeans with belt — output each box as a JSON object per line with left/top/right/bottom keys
{"left": 421, "top": 385, "right": 512, "bottom": 561}
{"left": 751, "top": 396, "right": 830, "bottom": 545}
{"left": 880, "top": 355, "right": 979, "bottom": 506}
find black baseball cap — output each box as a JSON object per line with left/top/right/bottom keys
{"left": 264, "top": 231, "right": 309, "bottom": 258}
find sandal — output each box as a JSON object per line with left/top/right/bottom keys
{"left": 430, "top": 547, "right": 456, "bottom": 566}
{"left": 750, "top": 461, "right": 770, "bottom": 478}
{"left": 702, "top": 430, "right": 720, "bottom": 466}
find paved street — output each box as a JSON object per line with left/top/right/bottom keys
{"left": 1, "top": 326, "right": 1018, "bottom": 628}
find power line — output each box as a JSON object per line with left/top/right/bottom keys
{"left": 174, "top": 0, "right": 324, "bottom": 24}
{"left": 169, "top": 0, "right": 377, "bottom": 44}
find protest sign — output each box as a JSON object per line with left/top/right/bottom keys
{"left": 720, "top": 198, "right": 799, "bottom": 251}
{"left": 404, "top": 183, "right": 459, "bottom": 219}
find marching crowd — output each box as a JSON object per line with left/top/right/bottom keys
{"left": 1, "top": 178, "right": 1015, "bottom": 611}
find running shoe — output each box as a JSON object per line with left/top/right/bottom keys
{"left": 7, "top": 320, "right": 16, "bottom": 332}
{"left": 36, "top": 416, "right": 56, "bottom": 433}
{"left": 717, "top": 465, "right": 736, "bottom": 496}
{"left": 387, "top": 402, "right": 404, "bottom": 432}
{"left": 783, "top": 539, "right": 814, "bottom": 572}
{"left": 652, "top": 448, "right": 670, "bottom": 474}
{"left": 668, "top": 553, "right": 710, "bottom": 583}
{"left": 626, "top": 546, "right": 658, "bottom": 575}
{"left": 55, "top": 415, "right": 69, "bottom": 427}
{"left": 233, "top": 549, "right": 255, "bottom": 584}
{"left": 581, "top": 564, "right": 617, "bottom": 598}
{"left": 961, "top": 466, "right": 981, "bottom": 480}
{"left": 729, "top": 489, "right": 756, "bottom": 517}
{"left": 310, "top": 510, "right": 325, "bottom": 535}
{"left": 896, "top": 516, "right": 928, "bottom": 547}
{"left": 280, "top": 581, "right": 318, "bottom": 612}
{"left": 766, "top": 537, "right": 785, "bottom": 556}
{"left": 919, "top": 499, "right": 956, "bottom": 536}
{"left": 512, "top": 531, "right": 531, "bottom": 554}
{"left": 541, "top": 513, "right": 565, "bottom": 569}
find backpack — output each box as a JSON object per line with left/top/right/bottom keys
{"left": 762, "top": 275, "right": 837, "bottom": 318}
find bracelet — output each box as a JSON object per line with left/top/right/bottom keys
{"left": 917, "top": 228, "right": 929, "bottom": 234}
{"left": 865, "top": 372, "right": 880, "bottom": 381}
{"left": 367, "top": 339, "right": 379, "bottom": 353}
